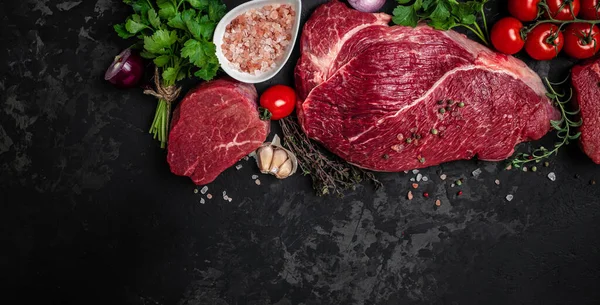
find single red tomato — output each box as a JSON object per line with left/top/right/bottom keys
{"left": 508, "top": 0, "right": 542, "bottom": 21}
{"left": 546, "top": 0, "right": 581, "bottom": 20}
{"left": 580, "top": 0, "right": 600, "bottom": 19}
{"left": 491, "top": 17, "right": 526, "bottom": 55}
{"left": 563, "top": 23, "right": 600, "bottom": 59}
{"left": 525, "top": 24, "right": 565, "bottom": 60}
{"left": 259, "top": 85, "right": 296, "bottom": 120}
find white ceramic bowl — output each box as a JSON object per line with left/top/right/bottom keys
{"left": 213, "top": 0, "right": 302, "bottom": 84}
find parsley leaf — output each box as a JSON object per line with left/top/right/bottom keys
{"left": 157, "top": 0, "right": 177, "bottom": 19}
{"left": 208, "top": 0, "right": 226, "bottom": 22}
{"left": 392, "top": 0, "right": 489, "bottom": 45}
{"left": 392, "top": 6, "right": 418, "bottom": 27}
{"left": 114, "top": 23, "right": 135, "bottom": 39}
{"left": 153, "top": 55, "right": 171, "bottom": 67}
{"left": 126, "top": 18, "right": 147, "bottom": 34}
{"left": 187, "top": 0, "right": 209, "bottom": 10}
{"left": 148, "top": 9, "right": 161, "bottom": 29}
{"left": 143, "top": 29, "right": 177, "bottom": 54}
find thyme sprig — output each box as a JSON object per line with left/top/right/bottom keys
{"left": 279, "top": 116, "right": 382, "bottom": 197}
{"left": 510, "top": 77, "right": 582, "bottom": 168}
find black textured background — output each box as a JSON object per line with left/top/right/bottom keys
{"left": 1, "top": 0, "right": 600, "bottom": 304}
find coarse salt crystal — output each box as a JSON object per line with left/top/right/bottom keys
{"left": 416, "top": 174, "right": 423, "bottom": 182}
{"left": 412, "top": 169, "right": 419, "bottom": 174}
{"left": 236, "top": 164, "right": 243, "bottom": 170}
{"left": 207, "top": 194, "right": 213, "bottom": 199}
{"left": 200, "top": 186, "right": 208, "bottom": 194}
{"left": 410, "top": 178, "right": 415, "bottom": 182}
{"left": 200, "top": 198, "right": 205, "bottom": 204}
{"left": 252, "top": 175, "right": 259, "bottom": 180}
{"left": 495, "top": 179, "right": 500, "bottom": 185}
{"left": 506, "top": 194, "right": 514, "bottom": 202}
{"left": 407, "top": 191, "right": 413, "bottom": 200}
{"left": 422, "top": 176, "right": 429, "bottom": 182}
{"left": 440, "top": 174, "right": 447, "bottom": 180}
{"left": 548, "top": 172, "right": 556, "bottom": 181}
{"left": 255, "top": 179, "right": 261, "bottom": 185}
{"left": 472, "top": 168, "right": 482, "bottom": 178}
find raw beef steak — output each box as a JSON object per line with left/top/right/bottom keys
{"left": 572, "top": 56, "right": 600, "bottom": 164}
{"left": 168, "top": 78, "right": 269, "bottom": 185}
{"left": 295, "top": 1, "right": 558, "bottom": 172}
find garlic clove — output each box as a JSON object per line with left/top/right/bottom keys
{"left": 276, "top": 159, "right": 293, "bottom": 179}
{"left": 257, "top": 145, "right": 273, "bottom": 173}
{"left": 269, "top": 149, "right": 288, "bottom": 174}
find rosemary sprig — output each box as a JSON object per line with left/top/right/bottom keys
{"left": 279, "top": 116, "right": 382, "bottom": 197}
{"left": 510, "top": 77, "right": 582, "bottom": 168}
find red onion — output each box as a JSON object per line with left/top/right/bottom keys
{"left": 105, "top": 48, "right": 144, "bottom": 89}
{"left": 348, "top": 0, "right": 386, "bottom": 12}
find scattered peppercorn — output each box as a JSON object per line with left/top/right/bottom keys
{"left": 544, "top": 161, "right": 550, "bottom": 167}
{"left": 531, "top": 166, "right": 537, "bottom": 172}
{"left": 437, "top": 100, "right": 444, "bottom": 105}
{"left": 445, "top": 106, "right": 451, "bottom": 111}
{"left": 457, "top": 191, "right": 463, "bottom": 196}
{"left": 435, "top": 199, "right": 441, "bottom": 206}
{"left": 423, "top": 192, "right": 429, "bottom": 198}
{"left": 591, "top": 179, "right": 597, "bottom": 185}
{"left": 458, "top": 102, "right": 465, "bottom": 108}
{"left": 431, "top": 128, "right": 438, "bottom": 135}
{"left": 382, "top": 154, "right": 389, "bottom": 160}
{"left": 522, "top": 167, "right": 528, "bottom": 172}
{"left": 439, "top": 108, "right": 446, "bottom": 114}
{"left": 447, "top": 100, "right": 454, "bottom": 105}
{"left": 415, "top": 134, "right": 421, "bottom": 139}
{"left": 456, "top": 180, "right": 462, "bottom": 186}
{"left": 412, "top": 183, "right": 419, "bottom": 189}
{"left": 406, "top": 138, "right": 412, "bottom": 144}
{"left": 419, "top": 157, "right": 426, "bottom": 163}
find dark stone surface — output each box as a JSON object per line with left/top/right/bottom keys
{"left": 1, "top": 0, "right": 599, "bottom": 304}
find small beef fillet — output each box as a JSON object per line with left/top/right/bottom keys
{"left": 572, "top": 57, "right": 600, "bottom": 164}
{"left": 168, "top": 78, "right": 269, "bottom": 185}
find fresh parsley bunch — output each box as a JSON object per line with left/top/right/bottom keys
{"left": 114, "top": 0, "right": 226, "bottom": 148}
{"left": 393, "top": 0, "right": 490, "bottom": 45}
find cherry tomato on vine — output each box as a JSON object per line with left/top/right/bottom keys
{"left": 563, "top": 23, "right": 600, "bottom": 59}
{"left": 491, "top": 17, "right": 526, "bottom": 55}
{"left": 259, "top": 85, "right": 297, "bottom": 120}
{"left": 525, "top": 24, "right": 565, "bottom": 60}
{"left": 580, "top": 0, "right": 600, "bottom": 19}
{"left": 546, "top": 0, "right": 581, "bottom": 20}
{"left": 508, "top": 0, "right": 542, "bottom": 21}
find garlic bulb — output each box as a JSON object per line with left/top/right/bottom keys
{"left": 270, "top": 149, "right": 289, "bottom": 174}
{"left": 257, "top": 145, "right": 274, "bottom": 173}
{"left": 254, "top": 135, "right": 298, "bottom": 179}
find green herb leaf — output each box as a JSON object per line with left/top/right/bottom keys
{"left": 187, "top": 0, "right": 209, "bottom": 10}
{"left": 180, "top": 39, "right": 216, "bottom": 67}
{"left": 114, "top": 23, "right": 135, "bottom": 39}
{"left": 208, "top": 0, "right": 226, "bottom": 22}
{"left": 430, "top": 2, "right": 451, "bottom": 21}
{"left": 186, "top": 15, "right": 216, "bottom": 40}
{"left": 148, "top": 9, "right": 161, "bottom": 28}
{"left": 153, "top": 55, "right": 171, "bottom": 67}
{"left": 168, "top": 13, "right": 186, "bottom": 29}
{"left": 157, "top": 0, "right": 177, "bottom": 19}
{"left": 144, "top": 29, "right": 178, "bottom": 54}
{"left": 126, "top": 18, "right": 147, "bottom": 34}
{"left": 392, "top": 6, "right": 418, "bottom": 27}
{"left": 194, "top": 62, "right": 219, "bottom": 81}
{"left": 162, "top": 66, "right": 179, "bottom": 83}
